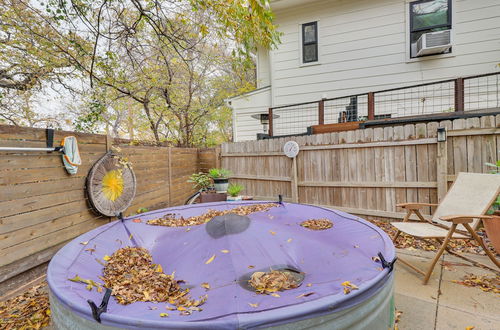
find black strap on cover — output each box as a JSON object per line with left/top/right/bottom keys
{"left": 87, "top": 288, "right": 112, "bottom": 323}
{"left": 377, "top": 252, "right": 397, "bottom": 272}
{"left": 278, "top": 194, "right": 283, "bottom": 205}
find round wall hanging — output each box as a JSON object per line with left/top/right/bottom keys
{"left": 86, "top": 152, "right": 136, "bottom": 217}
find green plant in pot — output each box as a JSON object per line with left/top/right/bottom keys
{"left": 208, "top": 168, "right": 231, "bottom": 193}
{"left": 227, "top": 183, "right": 244, "bottom": 201}
{"left": 484, "top": 160, "right": 500, "bottom": 253}
{"left": 187, "top": 172, "right": 226, "bottom": 203}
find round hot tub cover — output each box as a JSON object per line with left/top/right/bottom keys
{"left": 48, "top": 201, "right": 396, "bottom": 329}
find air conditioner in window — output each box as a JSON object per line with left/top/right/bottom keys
{"left": 416, "top": 30, "right": 452, "bottom": 57}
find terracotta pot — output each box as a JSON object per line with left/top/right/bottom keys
{"left": 483, "top": 215, "right": 500, "bottom": 254}
{"left": 199, "top": 192, "right": 227, "bottom": 203}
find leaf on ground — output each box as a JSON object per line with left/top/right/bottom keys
{"left": 465, "top": 327, "right": 475, "bottom": 330}
{"left": 205, "top": 255, "right": 216, "bottom": 264}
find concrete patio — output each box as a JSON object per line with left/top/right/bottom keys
{"left": 394, "top": 249, "right": 499, "bottom": 330}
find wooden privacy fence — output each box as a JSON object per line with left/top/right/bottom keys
{"left": 0, "top": 125, "right": 218, "bottom": 295}
{"left": 222, "top": 114, "right": 500, "bottom": 221}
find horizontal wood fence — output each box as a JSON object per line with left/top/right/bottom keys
{"left": 222, "top": 114, "right": 500, "bottom": 222}
{"left": 0, "top": 125, "right": 218, "bottom": 296}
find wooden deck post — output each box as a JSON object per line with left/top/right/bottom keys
{"left": 368, "top": 92, "right": 375, "bottom": 120}
{"left": 318, "top": 100, "right": 325, "bottom": 125}
{"left": 268, "top": 107, "right": 273, "bottom": 137}
{"left": 454, "top": 78, "right": 464, "bottom": 112}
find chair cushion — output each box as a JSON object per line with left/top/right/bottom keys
{"left": 392, "top": 222, "right": 469, "bottom": 239}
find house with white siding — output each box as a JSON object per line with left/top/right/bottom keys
{"left": 228, "top": 0, "right": 500, "bottom": 141}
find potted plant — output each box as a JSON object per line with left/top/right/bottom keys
{"left": 484, "top": 161, "right": 500, "bottom": 253}
{"left": 187, "top": 172, "right": 226, "bottom": 203}
{"left": 208, "top": 168, "right": 231, "bottom": 193}
{"left": 227, "top": 183, "right": 244, "bottom": 201}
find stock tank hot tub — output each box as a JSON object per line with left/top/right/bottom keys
{"left": 47, "top": 201, "right": 396, "bottom": 329}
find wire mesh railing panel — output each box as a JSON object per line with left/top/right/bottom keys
{"left": 374, "top": 81, "right": 455, "bottom": 118}
{"left": 464, "top": 74, "right": 500, "bottom": 111}
{"left": 324, "top": 95, "right": 368, "bottom": 124}
{"left": 273, "top": 102, "right": 318, "bottom": 136}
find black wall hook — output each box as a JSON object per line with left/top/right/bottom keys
{"left": 87, "top": 288, "right": 112, "bottom": 323}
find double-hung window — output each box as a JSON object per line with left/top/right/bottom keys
{"left": 302, "top": 22, "right": 318, "bottom": 63}
{"left": 409, "top": 0, "right": 452, "bottom": 58}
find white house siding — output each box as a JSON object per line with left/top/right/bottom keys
{"left": 231, "top": 0, "right": 500, "bottom": 139}
{"left": 230, "top": 87, "right": 272, "bottom": 142}
{"left": 256, "top": 47, "right": 271, "bottom": 88}
{"left": 270, "top": 0, "right": 500, "bottom": 106}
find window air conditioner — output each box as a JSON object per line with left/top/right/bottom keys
{"left": 416, "top": 30, "right": 451, "bottom": 57}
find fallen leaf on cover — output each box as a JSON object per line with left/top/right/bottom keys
{"left": 129, "top": 234, "right": 133, "bottom": 240}
{"left": 271, "top": 293, "right": 280, "bottom": 298}
{"left": 306, "top": 283, "right": 312, "bottom": 287}
{"left": 287, "top": 238, "right": 292, "bottom": 243}
{"left": 205, "top": 255, "right": 216, "bottom": 264}
{"left": 465, "top": 327, "right": 475, "bottom": 330}
{"left": 354, "top": 245, "right": 360, "bottom": 248}
{"left": 68, "top": 275, "right": 103, "bottom": 292}
{"left": 185, "top": 227, "right": 191, "bottom": 232}
{"left": 201, "top": 283, "right": 210, "bottom": 290}
{"left": 156, "top": 264, "right": 163, "bottom": 273}
{"left": 269, "top": 230, "right": 276, "bottom": 235}
{"left": 160, "top": 313, "right": 169, "bottom": 317}
{"left": 221, "top": 249, "right": 230, "bottom": 253}
{"left": 248, "top": 265, "right": 255, "bottom": 269}
{"left": 132, "top": 218, "right": 142, "bottom": 223}
{"left": 248, "top": 303, "right": 259, "bottom": 308}
{"left": 146, "top": 204, "right": 279, "bottom": 227}
{"left": 341, "top": 281, "right": 359, "bottom": 295}
{"left": 296, "top": 292, "right": 315, "bottom": 298}
{"left": 300, "top": 219, "right": 333, "bottom": 230}
{"left": 85, "top": 245, "right": 96, "bottom": 254}
{"left": 372, "top": 256, "right": 381, "bottom": 262}
{"left": 80, "top": 241, "right": 89, "bottom": 245}
{"left": 103, "top": 255, "right": 111, "bottom": 261}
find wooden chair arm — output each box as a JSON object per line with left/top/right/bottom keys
{"left": 397, "top": 203, "right": 439, "bottom": 210}
{"left": 439, "top": 215, "right": 492, "bottom": 224}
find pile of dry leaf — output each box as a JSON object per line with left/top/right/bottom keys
{"left": 300, "top": 219, "right": 333, "bottom": 230}
{"left": 147, "top": 203, "right": 279, "bottom": 227}
{"left": 0, "top": 282, "right": 51, "bottom": 329}
{"left": 369, "top": 219, "right": 495, "bottom": 254}
{"left": 453, "top": 273, "right": 500, "bottom": 294}
{"left": 101, "top": 247, "right": 207, "bottom": 314}
{"left": 249, "top": 270, "right": 301, "bottom": 295}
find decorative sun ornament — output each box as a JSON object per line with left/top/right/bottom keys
{"left": 102, "top": 170, "right": 124, "bottom": 201}
{"left": 86, "top": 152, "right": 136, "bottom": 217}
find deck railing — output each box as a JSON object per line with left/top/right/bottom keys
{"left": 268, "top": 71, "right": 500, "bottom": 137}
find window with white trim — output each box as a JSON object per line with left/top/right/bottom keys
{"left": 302, "top": 22, "right": 318, "bottom": 63}
{"left": 409, "top": 0, "right": 452, "bottom": 58}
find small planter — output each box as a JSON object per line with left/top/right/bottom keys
{"left": 227, "top": 195, "right": 243, "bottom": 202}
{"left": 199, "top": 191, "right": 227, "bottom": 203}
{"left": 213, "top": 178, "right": 229, "bottom": 193}
{"left": 483, "top": 215, "right": 500, "bottom": 254}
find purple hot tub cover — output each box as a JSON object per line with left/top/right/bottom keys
{"left": 47, "top": 201, "right": 396, "bottom": 329}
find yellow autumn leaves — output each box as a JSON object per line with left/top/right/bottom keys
{"left": 101, "top": 169, "right": 124, "bottom": 201}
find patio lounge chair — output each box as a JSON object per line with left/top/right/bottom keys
{"left": 391, "top": 172, "right": 500, "bottom": 284}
